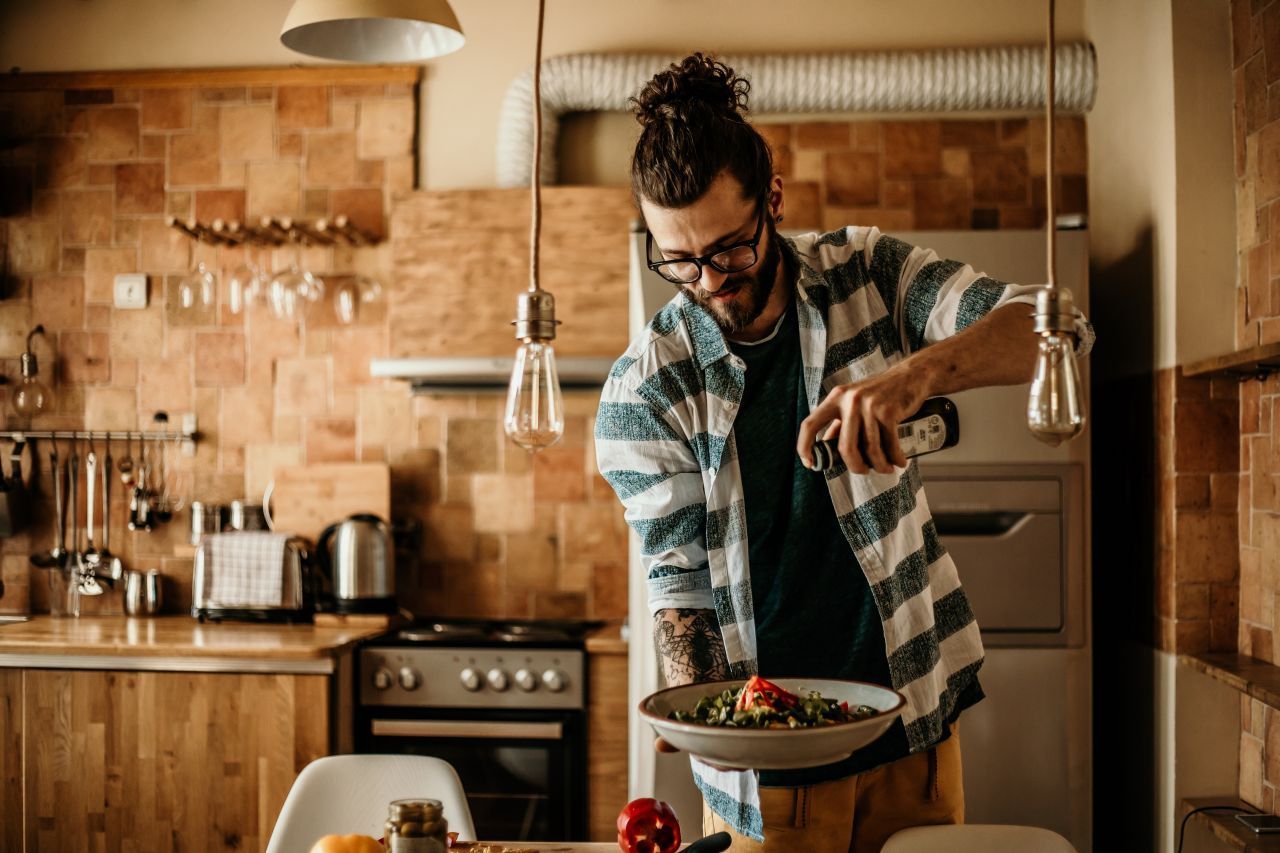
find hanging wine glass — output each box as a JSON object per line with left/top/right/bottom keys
{"left": 334, "top": 278, "right": 359, "bottom": 325}
{"left": 268, "top": 264, "right": 303, "bottom": 319}
{"left": 177, "top": 261, "right": 216, "bottom": 311}
{"left": 227, "top": 256, "right": 265, "bottom": 315}
{"left": 356, "top": 275, "right": 382, "bottom": 306}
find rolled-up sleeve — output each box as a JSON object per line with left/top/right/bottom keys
{"left": 595, "top": 370, "right": 714, "bottom": 615}
{"left": 865, "top": 229, "right": 1095, "bottom": 358}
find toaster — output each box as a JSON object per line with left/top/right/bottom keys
{"left": 191, "top": 533, "right": 313, "bottom": 623}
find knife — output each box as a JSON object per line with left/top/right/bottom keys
{"left": 682, "top": 832, "right": 732, "bottom": 853}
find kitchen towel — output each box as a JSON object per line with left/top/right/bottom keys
{"left": 206, "top": 531, "right": 290, "bottom": 607}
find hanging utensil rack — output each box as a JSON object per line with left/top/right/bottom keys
{"left": 165, "top": 214, "right": 379, "bottom": 247}
{"left": 0, "top": 413, "right": 198, "bottom": 456}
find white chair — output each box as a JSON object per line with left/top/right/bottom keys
{"left": 883, "top": 825, "right": 1078, "bottom": 853}
{"left": 266, "top": 754, "right": 476, "bottom": 853}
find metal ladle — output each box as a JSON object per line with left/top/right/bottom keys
{"left": 100, "top": 440, "right": 122, "bottom": 582}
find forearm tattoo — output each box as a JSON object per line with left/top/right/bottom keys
{"left": 654, "top": 608, "right": 729, "bottom": 686}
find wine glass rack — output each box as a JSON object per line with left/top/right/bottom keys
{"left": 165, "top": 215, "right": 380, "bottom": 247}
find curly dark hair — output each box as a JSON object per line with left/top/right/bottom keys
{"left": 630, "top": 53, "right": 774, "bottom": 209}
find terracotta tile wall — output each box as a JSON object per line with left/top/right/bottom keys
{"left": 0, "top": 76, "right": 1090, "bottom": 625}
{"left": 756, "top": 116, "right": 1088, "bottom": 232}
{"left": 0, "top": 69, "right": 418, "bottom": 615}
{"left": 1230, "top": 0, "right": 1280, "bottom": 813}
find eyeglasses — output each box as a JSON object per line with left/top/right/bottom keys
{"left": 645, "top": 196, "right": 767, "bottom": 285}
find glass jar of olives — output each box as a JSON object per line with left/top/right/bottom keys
{"left": 385, "top": 799, "right": 449, "bottom": 853}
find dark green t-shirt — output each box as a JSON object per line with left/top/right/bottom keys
{"left": 728, "top": 299, "right": 980, "bottom": 787}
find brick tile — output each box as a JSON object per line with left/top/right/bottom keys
{"left": 824, "top": 151, "right": 879, "bottom": 206}
{"left": 278, "top": 131, "right": 303, "bottom": 159}
{"left": 795, "top": 122, "right": 850, "bottom": 149}
{"left": 115, "top": 162, "right": 165, "bottom": 214}
{"left": 783, "top": 180, "right": 821, "bottom": 229}
{"left": 972, "top": 148, "right": 1029, "bottom": 204}
{"left": 1174, "top": 400, "right": 1240, "bottom": 472}
{"left": 1175, "top": 474, "right": 1211, "bottom": 508}
{"left": 330, "top": 187, "right": 383, "bottom": 238}
{"left": 912, "top": 179, "right": 970, "bottom": 229}
{"left": 275, "top": 356, "right": 329, "bottom": 416}
{"left": 1176, "top": 582, "right": 1210, "bottom": 619}
{"left": 169, "top": 132, "right": 219, "bottom": 185}
{"left": 1174, "top": 511, "right": 1240, "bottom": 583}
{"left": 332, "top": 101, "right": 357, "bottom": 131}
{"left": 533, "top": 445, "right": 585, "bottom": 502}
{"left": 507, "top": 531, "right": 558, "bottom": 589}
{"left": 424, "top": 504, "right": 475, "bottom": 561}
{"left": 194, "top": 189, "right": 245, "bottom": 223}
{"left": 531, "top": 591, "right": 587, "bottom": 620}
{"left": 61, "top": 247, "right": 85, "bottom": 273}
{"left": 31, "top": 275, "right": 84, "bottom": 329}
{"left": 882, "top": 121, "right": 941, "bottom": 178}
{"left": 1177, "top": 619, "right": 1210, "bottom": 654}
{"left": 446, "top": 417, "right": 499, "bottom": 474}
{"left": 7, "top": 220, "right": 59, "bottom": 273}
{"left": 472, "top": 473, "right": 534, "bottom": 534}
{"left": 138, "top": 218, "right": 188, "bottom": 273}
{"left": 38, "top": 136, "right": 87, "bottom": 188}
{"left": 1244, "top": 734, "right": 1265, "bottom": 807}
{"left": 246, "top": 161, "right": 301, "bottom": 220}
{"left": 140, "top": 89, "right": 192, "bottom": 130}
{"left": 195, "top": 330, "right": 245, "bottom": 386}
{"left": 335, "top": 84, "right": 385, "bottom": 100}
{"left": 557, "top": 502, "right": 624, "bottom": 564}
{"left": 305, "top": 417, "right": 357, "bottom": 463}
{"left": 199, "top": 87, "right": 245, "bottom": 103}
{"left": 220, "top": 104, "right": 274, "bottom": 161}
{"left": 357, "top": 98, "right": 414, "bottom": 159}
{"left": 771, "top": 144, "right": 793, "bottom": 178}
{"left": 138, "top": 353, "right": 192, "bottom": 412}
{"left": 58, "top": 330, "right": 109, "bottom": 383}
{"left": 84, "top": 387, "right": 136, "bottom": 431}
{"left": 591, "top": 561, "right": 627, "bottom": 618}
{"left": 85, "top": 107, "right": 138, "bottom": 160}
{"left": 305, "top": 131, "right": 357, "bottom": 185}
{"left": 60, "top": 188, "right": 112, "bottom": 243}
{"left": 277, "top": 86, "right": 329, "bottom": 129}
{"left": 941, "top": 148, "right": 969, "bottom": 179}
{"left": 356, "top": 159, "right": 383, "bottom": 186}
{"left": 1260, "top": 122, "right": 1280, "bottom": 205}
{"left": 940, "top": 120, "right": 998, "bottom": 148}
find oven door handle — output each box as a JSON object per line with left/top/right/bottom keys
{"left": 370, "top": 719, "right": 564, "bottom": 740}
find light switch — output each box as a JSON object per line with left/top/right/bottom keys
{"left": 113, "top": 273, "right": 148, "bottom": 309}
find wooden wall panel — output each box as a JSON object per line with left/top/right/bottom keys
{"left": 587, "top": 651, "right": 629, "bottom": 841}
{"left": 390, "top": 187, "right": 636, "bottom": 359}
{"left": 0, "top": 669, "right": 22, "bottom": 851}
{"left": 20, "top": 669, "right": 328, "bottom": 853}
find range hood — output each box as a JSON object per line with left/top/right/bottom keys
{"left": 370, "top": 357, "right": 614, "bottom": 394}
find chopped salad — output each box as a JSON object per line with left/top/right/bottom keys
{"left": 668, "top": 676, "right": 879, "bottom": 729}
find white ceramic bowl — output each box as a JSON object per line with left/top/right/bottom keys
{"left": 640, "top": 678, "right": 906, "bottom": 770}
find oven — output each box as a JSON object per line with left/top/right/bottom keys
{"left": 355, "top": 621, "right": 590, "bottom": 842}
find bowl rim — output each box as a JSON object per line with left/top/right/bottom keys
{"left": 639, "top": 677, "right": 907, "bottom": 737}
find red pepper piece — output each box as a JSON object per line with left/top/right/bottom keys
{"left": 617, "top": 798, "right": 681, "bottom": 853}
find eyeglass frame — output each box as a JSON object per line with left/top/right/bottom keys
{"left": 645, "top": 194, "right": 769, "bottom": 285}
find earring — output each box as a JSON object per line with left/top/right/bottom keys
{"left": 776, "top": 214, "right": 784, "bottom": 223}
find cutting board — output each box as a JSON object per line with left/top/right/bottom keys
{"left": 265, "top": 463, "right": 391, "bottom": 541}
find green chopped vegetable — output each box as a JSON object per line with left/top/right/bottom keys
{"left": 669, "top": 676, "right": 878, "bottom": 728}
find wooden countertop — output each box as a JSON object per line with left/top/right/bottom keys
{"left": 585, "top": 620, "right": 627, "bottom": 655}
{"left": 0, "top": 616, "right": 386, "bottom": 674}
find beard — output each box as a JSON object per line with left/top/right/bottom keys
{"left": 685, "top": 222, "right": 782, "bottom": 335}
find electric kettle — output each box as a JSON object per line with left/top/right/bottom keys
{"left": 316, "top": 514, "right": 396, "bottom": 614}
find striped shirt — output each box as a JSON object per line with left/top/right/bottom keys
{"left": 594, "top": 225, "right": 1094, "bottom": 839}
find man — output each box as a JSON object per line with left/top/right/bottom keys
{"left": 595, "top": 54, "right": 1093, "bottom": 851}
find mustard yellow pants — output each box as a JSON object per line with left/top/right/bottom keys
{"left": 702, "top": 723, "right": 964, "bottom": 852}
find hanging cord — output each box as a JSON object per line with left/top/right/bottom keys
{"left": 1177, "top": 805, "right": 1257, "bottom": 853}
{"left": 1045, "top": 0, "right": 1057, "bottom": 292}
{"left": 529, "top": 0, "right": 546, "bottom": 294}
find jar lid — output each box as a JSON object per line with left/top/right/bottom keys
{"left": 388, "top": 798, "right": 444, "bottom": 821}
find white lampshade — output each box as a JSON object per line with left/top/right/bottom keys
{"left": 281, "top": 0, "right": 464, "bottom": 62}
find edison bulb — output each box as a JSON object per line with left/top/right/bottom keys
{"left": 504, "top": 341, "right": 564, "bottom": 450}
{"left": 1027, "top": 333, "right": 1085, "bottom": 446}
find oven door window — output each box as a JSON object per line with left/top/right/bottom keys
{"left": 359, "top": 712, "right": 584, "bottom": 841}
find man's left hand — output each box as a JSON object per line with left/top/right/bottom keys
{"left": 796, "top": 363, "right": 930, "bottom": 475}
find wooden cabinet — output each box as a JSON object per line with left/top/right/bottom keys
{"left": 587, "top": 639, "right": 629, "bottom": 841}
{"left": 0, "top": 667, "right": 333, "bottom": 852}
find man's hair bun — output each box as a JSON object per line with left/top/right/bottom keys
{"left": 631, "top": 52, "right": 751, "bottom": 128}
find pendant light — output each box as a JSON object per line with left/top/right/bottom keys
{"left": 1027, "top": 0, "right": 1086, "bottom": 446}
{"left": 280, "top": 0, "right": 464, "bottom": 62}
{"left": 504, "top": 0, "right": 565, "bottom": 452}
{"left": 13, "top": 326, "right": 53, "bottom": 419}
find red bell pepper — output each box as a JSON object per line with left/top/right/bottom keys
{"left": 734, "top": 675, "right": 800, "bottom": 712}
{"left": 617, "top": 797, "right": 681, "bottom": 853}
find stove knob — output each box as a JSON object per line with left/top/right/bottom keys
{"left": 542, "top": 669, "right": 566, "bottom": 693}
{"left": 373, "top": 667, "right": 394, "bottom": 690}
{"left": 460, "top": 667, "right": 483, "bottom": 692}
{"left": 515, "top": 668, "right": 538, "bottom": 692}
{"left": 487, "top": 668, "right": 510, "bottom": 692}
{"left": 398, "top": 667, "right": 421, "bottom": 691}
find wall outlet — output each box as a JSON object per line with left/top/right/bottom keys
{"left": 113, "top": 273, "right": 148, "bottom": 309}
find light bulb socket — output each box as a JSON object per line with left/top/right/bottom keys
{"left": 512, "top": 288, "right": 560, "bottom": 342}
{"left": 1032, "top": 287, "right": 1077, "bottom": 337}
{"left": 19, "top": 350, "right": 38, "bottom": 380}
